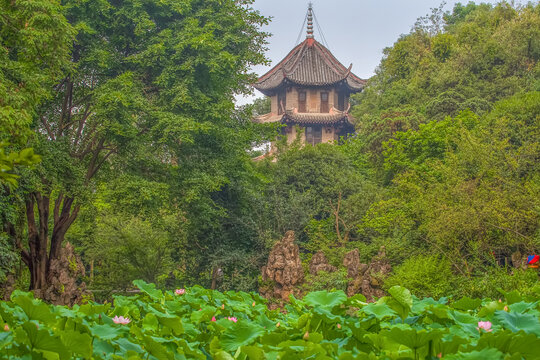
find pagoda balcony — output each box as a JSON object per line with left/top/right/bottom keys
{"left": 254, "top": 105, "right": 352, "bottom": 126}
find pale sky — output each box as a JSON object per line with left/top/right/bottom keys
{"left": 237, "top": 0, "right": 510, "bottom": 105}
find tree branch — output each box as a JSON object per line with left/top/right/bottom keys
{"left": 73, "top": 103, "right": 92, "bottom": 148}
{"left": 58, "top": 78, "right": 73, "bottom": 138}
{"left": 40, "top": 116, "right": 56, "bottom": 140}
{"left": 87, "top": 148, "right": 115, "bottom": 181}
{"left": 53, "top": 192, "right": 64, "bottom": 225}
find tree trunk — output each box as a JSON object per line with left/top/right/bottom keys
{"left": 211, "top": 266, "right": 219, "bottom": 290}
{"left": 24, "top": 192, "right": 80, "bottom": 293}
{"left": 26, "top": 194, "right": 48, "bottom": 291}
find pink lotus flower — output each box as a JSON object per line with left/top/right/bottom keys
{"left": 221, "top": 304, "right": 225, "bottom": 309}
{"left": 227, "top": 317, "right": 238, "bottom": 323}
{"left": 112, "top": 315, "right": 131, "bottom": 325}
{"left": 211, "top": 316, "right": 216, "bottom": 322}
{"left": 504, "top": 305, "right": 509, "bottom": 311}
{"left": 337, "top": 323, "right": 341, "bottom": 329}
{"left": 477, "top": 321, "right": 492, "bottom": 332}
{"left": 175, "top": 289, "right": 185, "bottom": 295}
{"left": 3, "top": 324, "right": 9, "bottom": 331}
{"left": 252, "top": 301, "right": 256, "bottom": 307}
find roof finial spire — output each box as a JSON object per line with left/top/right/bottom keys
{"left": 306, "top": 2, "right": 314, "bottom": 39}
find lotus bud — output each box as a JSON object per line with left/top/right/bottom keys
{"left": 303, "top": 331, "right": 309, "bottom": 340}
{"left": 276, "top": 322, "right": 280, "bottom": 328}
{"left": 337, "top": 323, "right": 341, "bottom": 329}
{"left": 175, "top": 289, "right": 185, "bottom": 295}
{"left": 3, "top": 324, "right": 9, "bottom": 331}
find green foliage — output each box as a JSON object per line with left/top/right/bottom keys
{"left": 1, "top": 283, "right": 539, "bottom": 358}
{"left": 303, "top": 290, "right": 347, "bottom": 309}
{"left": 259, "top": 143, "right": 378, "bottom": 246}
{"left": 0, "top": 146, "right": 40, "bottom": 186}
{"left": 1, "top": 0, "right": 538, "bottom": 311}
{"left": 0, "top": 0, "right": 74, "bottom": 139}
{"left": 302, "top": 269, "right": 350, "bottom": 293}
{"left": 352, "top": 2, "right": 539, "bottom": 166}
{"left": 0, "top": 0, "right": 270, "bottom": 293}
{"left": 0, "top": 234, "right": 17, "bottom": 284}
{"left": 384, "top": 255, "right": 456, "bottom": 299}
{"left": 86, "top": 216, "right": 177, "bottom": 290}
{"left": 363, "top": 91, "right": 540, "bottom": 298}
{"left": 249, "top": 97, "right": 271, "bottom": 117}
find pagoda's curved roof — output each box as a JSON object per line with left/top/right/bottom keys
{"left": 254, "top": 38, "right": 366, "bottom": 95}
{"left": 254, "top": 107, "right": 353, "bottom": 126}
{"left": 284, "top": 112, "right": 350, "bottom": 125}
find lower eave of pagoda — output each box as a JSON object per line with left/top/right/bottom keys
{"left": 253, "top": 107, "right": 353, "bottom": 126}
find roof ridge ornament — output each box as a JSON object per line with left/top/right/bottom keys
{"left": 306, "top": 3, "right": 314, "bottom": 39}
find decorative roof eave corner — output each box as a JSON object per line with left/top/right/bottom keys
{"left": 254, "top": 113, "right": 284, "bottom": 124}
{"left": 344, "top": 64, "right": 353, "bottom": 77}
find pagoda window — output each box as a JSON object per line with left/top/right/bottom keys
{"left": 337, "top": 92, "right": 345, "bottom": 111}
{"left": 320, "top": 92, "right": 329, "bottom": 113}
{"left": 306, "top": 126, "right": 322, "bottom": 145}
{"left": 277, "top": 90, "right": 286, "bottom": 115}
{"left": 298, "top": 91, "right": 307, "bottom": 112}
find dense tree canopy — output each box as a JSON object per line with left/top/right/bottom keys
{"left": 352, "top": 1, "right": 539, "bottom": 170}
{"left": 1, "top": 0, "right": 270, "bottom": 296}
{"left": 0, "top": 1, "right": 538, "bottom": 303}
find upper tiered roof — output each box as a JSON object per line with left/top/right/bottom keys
{"left": 254, "top": 38, "right": 365, "bottom": 95}
{"left": 254, "top": 4, "right": 365, "bottom": 96}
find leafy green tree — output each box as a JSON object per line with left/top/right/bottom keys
{"left": 86, "top": 216, "right": 176, "bottom": 290}
{"left": 0, "top": 0, "right": 72, "bottom": 183}
{"left": 0, "top": 0, "right": 74, "bottom": 138}
{"left": 364, "top": 92, "right": 539, "bottom": 296}
{"left": 0, "top": 0, "right": 73, "bottom": 295}
{"left": 3, "top": 0, "right": 268, "bottom": 295}
{"left": 352, "top": 2, "right": 539, "bottom": 171}
{"left": 384, "top": 255, "right": 456, "bottom": 299}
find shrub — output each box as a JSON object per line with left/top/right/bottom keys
{"left": 302, "top": 269, "right": 350, "bottom": 293}
{"left": 455, "top": 266, "right": 540, "bottom": 299}
{"left": 384, "top": 254, "right": 455, "bottom": 299}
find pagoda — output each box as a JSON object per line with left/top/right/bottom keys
{"left": 253, "top": 4, "right": 365, "bottom": 147}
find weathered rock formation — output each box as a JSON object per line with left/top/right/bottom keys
{"left": 343, "top": 248, "right": 366, "bottom": 297}
{"left": 511, "top": 251, "right": 527, "bottom": 270}
{"left": 260, "top": 235, "right": 393, "bottom": 304}
{"left": 260, "top": 231, "right": 304, "bottom": 302}
{"left": 361, "top": 246, "right": 392, "bottom": 302}
{"left": 39, "top": 243, "right": 88, "bottom": 306}
{"left": 343, "top": 248, "right": 367, "bottom": 278}
{"left": 342, "top": 247, "right": 392, "bottom": 301}
{"left": 309, "top": 251, "right": 337, "bottom": 275}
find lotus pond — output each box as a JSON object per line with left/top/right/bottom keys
{"left": 1, "top": 280, "right": 539, "bottom": 359}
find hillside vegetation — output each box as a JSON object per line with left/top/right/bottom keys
{"left": 0, "top": 0, "right": 538, "bottom": 304}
